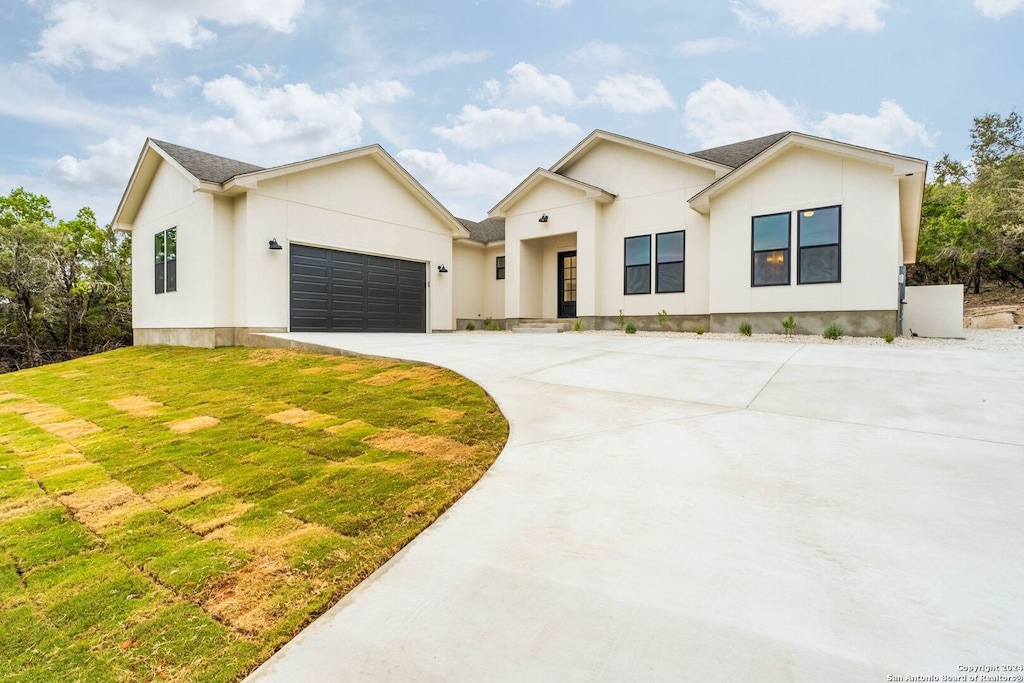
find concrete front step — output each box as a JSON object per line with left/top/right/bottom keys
{"left": 510, "top": 320, "right": 571, "bottom": 333}
{"left": 511, "top": 326, "right": 562, "bottom": 334}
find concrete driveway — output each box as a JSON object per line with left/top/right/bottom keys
{"left": 248, "top": 332, "right": 1024, "bottom": 682}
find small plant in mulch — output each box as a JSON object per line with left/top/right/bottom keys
{"left": 781, "top": 315, "right": 797, "bottom": 337}
{"left": 739, "top": 322, "right": 753, "bottom": 337}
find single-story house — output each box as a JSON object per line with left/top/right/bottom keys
{"left": 112, "top": 130, "right": 928, "bottom": 345}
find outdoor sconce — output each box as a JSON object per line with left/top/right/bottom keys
{"left": 268, "top": 238, "right": 283, "bottom": 250}
{"left": 437, "top": 264, "right": 448, "bottom": 273}
{"left": 538, "top": 214, "right": 549, "bottom": 223}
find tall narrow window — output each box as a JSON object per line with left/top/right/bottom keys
{"left": 656, "top": 231, "right": 685, "bottom": 293}
{"left": 495, "top": 255, "right": 505, "bottom": 280}
{"left": 624, "top": 235, "right": 651, "bottom": 295}
{"left": 798, "top": 206, "right": 840, "bottom": 284}
{"left": 751, "top": 213, "right": 790, "bottom": 287}
{"left": 154, "top": 227, "right": 177, "bottom": 294}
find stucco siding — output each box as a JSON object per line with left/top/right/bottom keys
{"left": 131, "top": 160, "right": 217, "bottom": 330}
{"left": 708, "top": 147, "right": 902, "bottom": 315}
{"left": 240, "top": 159, "right": 456, "bottom": 332}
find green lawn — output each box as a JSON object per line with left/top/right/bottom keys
{"left": 0, "top": 346, "right": 508, "bottom": 682}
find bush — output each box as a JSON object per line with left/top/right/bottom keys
{"left": 483, "top": 316, "right": 500, "bottom": 331}
{"left": 572, "top": 318, "right": 584, "bottom": 332}
{"left": 884, "top": 332, "right": 895, "bottom": 344}
{"left": 657, "top": 309, "right": 668, "bottom": 329}
{"left": 781, "top": 315, "right": 796, "bottom": 337}
{"left": 739, "top": 322, "right": 753, "bottom": 336}
{"left": 624, "top": 321, "right": 637, "bottom": 334}
{"left": 822, "top": 321, "right": 845, "bottom": 340}
{"left": 617, "top": 309, "right": 626, "bottom": 330}
{"left": 465, "top": 322, "right": 475, "bottom": 331}
{"left": 695, "top": 326, "right": 705, "bottom": 336}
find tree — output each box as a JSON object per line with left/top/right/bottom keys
{"left": 0, "top": 188, "right": 131, "bottom": 372}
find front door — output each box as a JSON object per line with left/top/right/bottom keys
{"left": 557, "top": 251, "right": 577, "bottom": 318}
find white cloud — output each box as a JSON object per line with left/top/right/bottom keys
{"left": 238, "top": 64, "right": 288, "bottom": 83}
{"left": 51, "top": 127, "right": 147, "bottom": 189}
{"left": 433, "top": 105, "right": 580, "bottom": 148}
{"left": 0, "top": 63, "right": 133, "bottom": 132}
{"left": 535, "top": 0, "right": 572, "bottom": 8}
{"left": 588, "top": 75, "right": 674, "bottom": 113}
{"left": 408, "top": 50, "right": 491, "bottom": 76}
{"left": 682, "top": 79, "right": 933, "bottom": 153}
{"left": 815, "top": 101, "right": 934, "bottom": 150}
{"left": 151, "top": 75, "right": 202, "bottom": 100}
{"left": 340, "top": 81, "right": 415, "bottom": 107}
{"left": 33, "top": 0, "right": 306, "bottom": 70}
{"left": 396, "top": 148, "right": 519, "bottom": 217}
{"left": 565, "top": 41, "right": 632, "bottom": 68}
{"left": 487, "top": 62, "right": 578, "bottom": 107}
{"left": 731, "top": 0, "right": 888, "bottom": 35}
{"left": 674, "top": 37, "right": 750, "bottom": 57}
{"left": 973, "top": 0, "right": 1024, "bottom": 17}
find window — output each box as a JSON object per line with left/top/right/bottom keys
{"left": 154, "top": 227, "right": 177, "bottom": 294}
{"left": 495, "top": 255, "right": 505, "bottom": 280}
{"left": 751, "top": 213, "right": 790, "bottom": 286}
{"left": 798, "top": 206, "right": 840, "bottom": 284}
{"left": 656, "top": 231, "right": 685, "bottom": 293}
{"left": 624, "top": 235, "right": 651, "bottom": 294}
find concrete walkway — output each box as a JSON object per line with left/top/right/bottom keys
{"left": 247, "top": 333, "right": 1024, "bottom": 682}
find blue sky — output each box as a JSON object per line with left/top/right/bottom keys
{"left": 0, "top": 0, "right": 1021, "bottom": 222}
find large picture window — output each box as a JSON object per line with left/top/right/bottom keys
{"left": 154, "top": 227, "right": 177, "bottom": 294}
{"left": 656, "top": 231, "right": 685, "bottom": 293}
{"left": 798, "top": 206, "right": 841, "bottom": 284}
{"left": 624, "top": 235, "right": 651, "bottom": 295}
{"left": 751, "top": 213, "right": 790, "bottom": 287}
{"left": 495, "top": 255, "right": 505, "bottom": 280}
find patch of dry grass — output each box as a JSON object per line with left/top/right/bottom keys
{"left": 167, "top": 416, "right": 220, "bottom": 433}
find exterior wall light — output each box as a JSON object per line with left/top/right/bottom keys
{"left": 538, "top": 214, "right": 549, "bottom": 223}
{"left": 437, "top": 264, "right": 448, "bottom": 273}
{"left": 268, "top": 238, "right": 283, "bottom": 250}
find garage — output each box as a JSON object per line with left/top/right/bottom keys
{"left": 290, "top": 244, "right": 426, "bottom": 332}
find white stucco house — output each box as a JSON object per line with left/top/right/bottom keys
{"left": 113, "top": 130, "right": 928, "bottom": 345}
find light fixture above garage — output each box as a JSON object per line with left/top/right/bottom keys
{"left": 268, "top": 238, "right": 283, "bottom": 250}
{"left": 538, "top": 214, "right": 549, "bottom": 223}
{"left": 437, "top": 264, "right": 448, "bottom": 273}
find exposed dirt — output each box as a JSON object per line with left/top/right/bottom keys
{"left": 145, "top": 475, "right": 221, "bottom": 509}
{"left": 0, "top": 399, "right": 103, "bottom": 440}
{"left": 364, "top": 428, "right": 473, "bottom": 461}
{"left": 265, "top": 407, "right": 335, "bottom": 428}
{"left": 108, "top": 395, "right": 165, "bottom": 417}
{"left": 167, "top": 416, "right": 220, "bottom": 433}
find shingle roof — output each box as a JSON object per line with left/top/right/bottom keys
{"left": 689, "top": 132, "right": 791, "bottom": 169}
{"left": 150, "top": 139, "right": 265, "bottom": 184}
{"left": 458, "top": 217, "right": 506, "bottom": 244}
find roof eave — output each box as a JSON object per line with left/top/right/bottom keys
{"left": 111, "top": 139, "right": 203, "bottom": 231}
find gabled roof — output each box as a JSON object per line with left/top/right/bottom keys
{"left": 550, "top": 129, "right": 732, "bottom": 176}
{"left": 458, "top": 217, "right": 505, "bottom": 244}
{"left": 689, "top": 132, "right": 791, "bottom": 169}
{"left": 488, "top": 168, "right": 615, "bottom": 218}
{"left": 113, "top": 140, "right": 469, "bottom": 238}
{"left": 687, "top": 131, "right": 928, "bottom": 214}
{"left": 149, "top": 140, "right": 264, "bottom": 183}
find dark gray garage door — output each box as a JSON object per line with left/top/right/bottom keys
{"left": 290, "top": 244, "right": 426, "bottom": 332}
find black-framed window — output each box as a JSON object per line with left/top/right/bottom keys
{"left": 656, "top": 231, "right": 685, "bottom": 293}
{"left": 154, "top": 227, "right": 177, "bottom": 294}
{"left": 798, "top": 206, "right": 841, "bottom": 284}
{"left": 751, "top": 213, "right": 790, "bottom": 287}
{"left": 624, "top": 235, "right": 651, "bottom": 295}
{"left": 496, "top": 255, "right": 505, "bottom": 280}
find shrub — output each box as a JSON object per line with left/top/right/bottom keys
{"left": 781, "top": 315, "right": 796, "bottom": 337}
{"left": 884, "top": 332, "right": 895, "bottom": 344}
{"left": 572, "top": 318, "right": 584, "bottom": 332}
{"left": 822, "top": 321, "right": 845, "bottom": 340}
{"left": 657, "top": 309, "right": 668, "bottom": 330}
{"left": 617, "top": 309, "right": 626, "bottom": 330}
{"left": 624, "top": 321, "right": 637, "bottom": 334}
{"left": 483, "top": 316, "right": 501, "bottom": 331}
{"left": 466, "top": 322, "right": 475, "bottom": 331}
{"left": 739, "top": 322, "right": 752, "bottom": 337}
{"left": 695, "top": 325, "right": 705, "bottom": 336}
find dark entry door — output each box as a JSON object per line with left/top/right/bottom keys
{"left": 557, "top": 250, "right": 577, "bottom": 319}
{"left": 290, "top": 244, "right": 426, "bottom": 332}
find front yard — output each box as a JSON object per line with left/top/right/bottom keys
{"left": 0, "top": 346, "right": 508, "bottom": 681}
